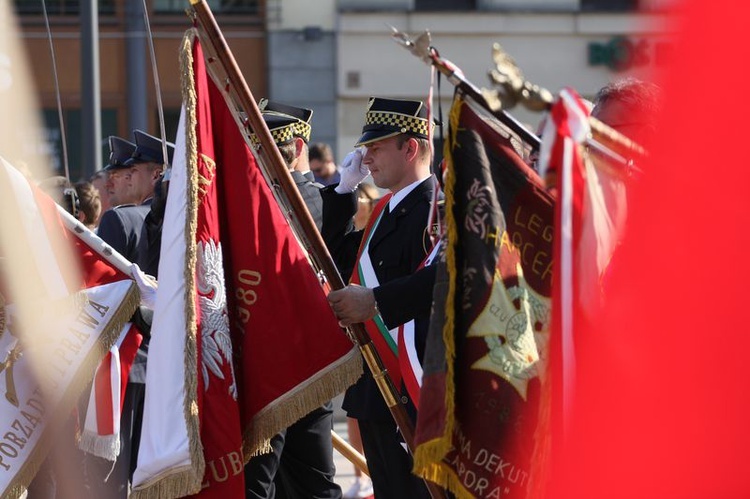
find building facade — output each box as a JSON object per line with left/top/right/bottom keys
{"left": 273, "top": 0, "right": 670, "bottom": 161}
{"left": 13, "top": 0, "right": 669, "bottom": 178}
{"left": 15, "top": 0, "right": 267, "bottom": 179}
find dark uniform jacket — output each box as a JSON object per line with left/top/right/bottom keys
{"left": 136, "top": 179, "right": 166, "bottom": 279}
{"left": 97, "top": 201, "right": 151, "bottom": 383}
{"left": 292, "top": 170, "right": 324, "bottom": 230}
{"left": 97, "top": 203, "right": 150, "bottom": 264}
{"left": 321, "top": 176, "right": 437, "bottom": 421}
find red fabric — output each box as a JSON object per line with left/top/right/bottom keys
{"left": 92, "top": 325, "right": 142, "bottom": 434}
{"left": 414, "top": 94, "right": 554, "bottom": 498}
{"left": 199, "top": 55, "right": 355, "bottom": 434}
{"left": 94, "top": 352, "right": 115, "bottom": 434}
{"left": 189, "top": 39, "right": 244, "bottom": 497}
{"left": 117, "top": 325, "right": 143, "bottom": 410}
{"left": 553, "top": 1, "right": 750, "bottom": 497}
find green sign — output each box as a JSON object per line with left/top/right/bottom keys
{"left": 588, "top": 36, "right": 672, "bottom": 72}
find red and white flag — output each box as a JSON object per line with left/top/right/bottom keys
{"left": 538, "top": 88, "right": 628, "bottom": 430}
{"left": 0, "top": 158, "right": 140, "bottom": 499}
{"left": 79, "top": 322, "right": 142, "bottom": 460}
{"left": 132, "top": 29, "right": 360, "bottom": 499}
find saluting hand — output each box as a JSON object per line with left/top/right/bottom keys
{"left": 335, "top": 148, "right": 368, "bottom": 194}
{"left": 328, "top": 284, "right": 378, "bottom": 327}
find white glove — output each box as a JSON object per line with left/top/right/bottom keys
{"left": 131, "top": 263, "right": 158, "bottom": 310}
{"left": 335, "top": 148, "right": 369, "bottom": 194}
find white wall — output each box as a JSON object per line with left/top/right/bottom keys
{"left": 270, "top": 0, "right": 338, "bottom": 31}
{"left": 336, "top": 11, "right": 671, "bottom": 160}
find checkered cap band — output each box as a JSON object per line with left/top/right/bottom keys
{"left": 249, "top": 121, "right": 311, "bottom": 147}
{"left": 365, "top": 111, "right": 429, "bottom": 137}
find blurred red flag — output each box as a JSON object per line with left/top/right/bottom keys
{"left": 552, "top": 0, "right": 750, "bottom": 497}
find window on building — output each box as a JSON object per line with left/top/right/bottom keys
{"left": 42, "top": 108, "right": 118, "bottom": 180}
{"left": 13, "top": 0, "right": 115, "bottom": 16}
{"left": 159, "top": 108, "right": 182, "bottom": 146}
{"left": 153, "top": 0, "right": 260, "bottom": 14}
{"left": 415, "top": 0, "right": 476, "bottom": 10}
{"left": 580, "top": 0, "right": 638, "bottom": 11}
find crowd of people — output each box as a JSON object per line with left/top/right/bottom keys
{"left": 23, "top": 75, "right": 658, "bottom": 499}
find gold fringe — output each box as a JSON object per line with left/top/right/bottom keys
{"left": 412, "top": 96, "right": 463, "bottom": 485}
{"left": 131, "top": 29, "right": 205, "bottom": 499}
{"left": 78, "top": 430, "right": 120, "bottom": 461}
{"left": 131, "top": 463, "right": 200, "bottom": 499}
{"left": 417, "top": 462, "right": 481, "bottom": 499}
{"left": 243, "top": 346, "right": 362, "bottom": 457}
{"left": 181, "top": 28, "right": 206, "bottom": 493}
{"left": 6, "top": 282, "right": 140, "bottom": 499}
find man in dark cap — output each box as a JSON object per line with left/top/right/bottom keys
{"left": 125, "top": 129, "right": 175, "bottom": 207}
{"left": 244, "top": 100, "right": 341, "bottom": 499}
{"left": 322, "top": 97, "right": 437, "bottom": 499}
{"left": 103, "top": 135, "right": 138, "bottom": 209}
{"left": 126, "top": 130, "right": 174, "bottom": 279}
{"left": 97, "top": 135, "right": 149, "bottom": 262}
{"left": 91, "top": 131, "right": 173, "bottom": 498}
{"left": 250, "top": 99, "right": 324, "bottom": 230}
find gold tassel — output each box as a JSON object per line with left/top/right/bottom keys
{"left": 243, "top": 347, "right": 362, "bottom": 458}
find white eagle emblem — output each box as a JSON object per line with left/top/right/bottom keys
{"left": 196, "top": 239, "right": 238, "bottom": 400}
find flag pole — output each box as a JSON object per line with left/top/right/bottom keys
{"left": 187, "top": 3, "right": 446, "bottom": 497}
{"left": 55, "top": 204, "right": 135, "bottom": 277}
{"left": 331, "top": 430, "right": 369, "bottom": 477}
{"left": 392, "top": 29, "right": 647, "bottom": 168}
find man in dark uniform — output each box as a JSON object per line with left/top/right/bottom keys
{"left": 97, "top": 135, "right": 150, "bottom": 263}
{"left": 125, "top": 130, "right": 175, "bottom": 279}
{"left": 92, "top": 131, "right": 173, "bottom": 498}
{"left": 244, "top": 100, "right": 341, "bottom": 499}
{"left": 323, "top": 97, "right": 437, "bottom": 499}
{"left": 85, "top": 135, "right": 147, "bottom": 498}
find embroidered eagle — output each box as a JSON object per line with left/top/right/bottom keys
{"left": 196, "top": 239, "right": 238, "bottom": 400}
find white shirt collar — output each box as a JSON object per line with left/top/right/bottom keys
{"left": 388, "top": 175, "right": 431, "bottom": 212}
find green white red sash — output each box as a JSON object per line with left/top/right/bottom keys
{"left": 350, "top": 193, "right": 439, "bottom": 409}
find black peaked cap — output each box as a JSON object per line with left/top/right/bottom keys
{"left": 104, "top": 136, "right": 137, "bottom": 171}
{"left": 252, "top": 99, "right": 313, "bottom": 146}
{"left": 124, "top": 130, "right": 175, "bottom": 167}
{"left": 356, "top": 97, "right": 430, "bottom": 147}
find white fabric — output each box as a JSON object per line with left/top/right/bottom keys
{"left": 132, "top": 107, "right": 193, "bottom": 488}
{"left": 578, "top": 160, "right": 627, "bottom": 316}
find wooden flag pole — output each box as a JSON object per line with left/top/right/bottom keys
{"left": 331, "top": 430, "right": 370, "bottom": 477}
{"left": 187, "top": 2, "right": 447, "bottom": 497}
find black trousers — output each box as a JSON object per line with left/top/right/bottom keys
{"left": 358, "top": 419, "right": 430, "bottom": 499}
{"left": 245, "top": 403, "right": 342, "bottom": 499}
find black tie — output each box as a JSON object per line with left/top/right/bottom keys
{"left": 382, "top": 203, "right": 391, "bottom": 218}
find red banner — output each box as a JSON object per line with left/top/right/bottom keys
{"left": 414, "top": 92, "right": 554, "bottom": 499}
{"left": 195, "top": 36, "right": 361, "bottom": 455}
